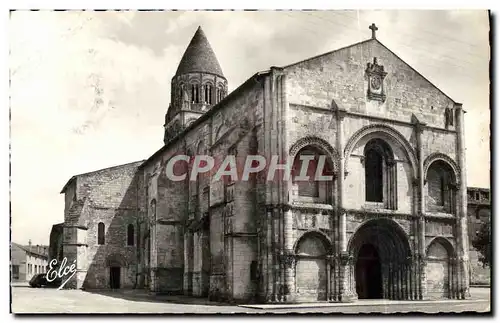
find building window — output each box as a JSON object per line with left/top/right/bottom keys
{"left": 365, "top": 148, "right": 384, "bottom": 202}
{"left": 364, "top": 138, "right": 396, "bottom": 208}
{"left": 127, "top": 224, "right": 134, "bottom": 246}
{"left": 191, "top": 84, "right": 200, "bottom": 103}
{"left": 294, "top": 149, "right": 320, "bottom": 198}
{"left": 204, "top": 84, "right": 213, "bottom": 104}
{"left": 292, "top": 147, "right": 334, "bottom": 203}
{"left": 98, "top": 222, "right": 105, "bottom": 245}
{"left": 216, "top": 87, "right": 224, "bottom": 103}
{"left": 475, "top": 192, "right": 480, "bottom": 200}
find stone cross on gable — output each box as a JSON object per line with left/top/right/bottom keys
{"left": 369, "top": 23, "right": 378, "bottom": 39}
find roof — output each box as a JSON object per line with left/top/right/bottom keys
{"left": 11, "top": 242, "right": 49, "bottom": 259}
{"left": 467, "top": 187, "right": 491, "bottom": 192}
{"left": 175, "top": 26, "right": 225, "bottom": 78}
{"left": 60, "top": 160, "right": 145, "bottom": 193}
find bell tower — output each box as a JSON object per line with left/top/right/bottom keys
{"left": 163, "top": 26, "right": 228, "bottom": 144}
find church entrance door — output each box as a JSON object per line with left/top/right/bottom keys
{"left": 110, "top": 266, "right": 121, "bottom": 289}
{"left": 355, "top": 243, "right": 382, "bottom": 299}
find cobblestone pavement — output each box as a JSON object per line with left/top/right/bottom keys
{"left": 11, "top": 286, "right": 490, "bottom": 314}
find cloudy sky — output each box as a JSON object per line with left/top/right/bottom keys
{"left": 10, "top": 10, "right": 489, "bottom": 245}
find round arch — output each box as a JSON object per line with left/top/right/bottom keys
{"left": 343, "top": 124, "right": 418, "bottom": 178}
{"left": 347, "top": 218, "right": 412, "bottom": 260}
{"left": 289, "top": 136, "right": 340, "bottom": 175}
{"left": 293, "top": 229, "right": 333, "bottom": 255}
{"left": 347, "top": 218, "right": 412, "bottom": 300}
{"left": 423, "top": 153, "right": 461, "bottom": 184}
{"left": 425, "top": 236, "right": 455, "bottom": 258}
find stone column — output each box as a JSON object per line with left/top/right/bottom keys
{"left": 183, "top": 231, "right": 193, "bottom": 295}
{"left": 454, "top": 103, "right": 469, "bottom": 299}
{"left": 283, "top": 206, "right": 295, "bottom": 302}
{"left": 265, "top": 207, "right": 275, "bottom": 303}
{"left": 414, "top": 119, "right": 427, "bottom": 300}
{"left": 335, "top": 109, "right": 353, "bottom": 302}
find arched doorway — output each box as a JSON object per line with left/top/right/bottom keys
{"left": 348, "top": 218, "right": 412, "bottom": 300}
{"left": 294, "top": 232, "right": 332, "bottom": 302}
{"left": 355, "top": 244, "right": 383, "bottom": 299}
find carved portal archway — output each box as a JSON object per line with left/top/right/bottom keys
{"left": 347, "top": 218, "right": 412, "bottom": 300}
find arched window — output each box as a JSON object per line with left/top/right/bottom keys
{"left": 365, "top": 148, "right": 384, "bottom": 202}
{"left": 216, "top": 87, "right": 224, "bottom": 103}
{"left": 127, "top": 224, "right": 134, "bottom": 246}
{"left": 426, "top": 160, "right": 455, "bottom": 213}
{"left": 364, "top": 138, "right": 396, "bottom": 209}
{"left": 204, "top": 84, "right": 213, "bottom": 104}
{"left": 97, "top": 222, "right": 105, "bottom": 245}
{"left": 292, "top": 147, "right": 333, "bottom": 203}
{"left": 191, "top": 84, "right": 200, "bottom": 103}
{"left": 294, "top": 149, "right": 319, "bottom": 198}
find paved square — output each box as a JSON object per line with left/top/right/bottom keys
{"left": 11, "top": 286, "right": 490, "bottom": 314}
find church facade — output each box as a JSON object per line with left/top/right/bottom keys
{"left": 56, "top": 25, "right": 470, "bottom": 303}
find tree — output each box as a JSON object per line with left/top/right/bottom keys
{"left": 472, "top": 219, "right": 491, "bottom": 267}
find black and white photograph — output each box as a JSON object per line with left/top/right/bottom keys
{"left": 8, "top": 8, "right": 491, "bottom": 314}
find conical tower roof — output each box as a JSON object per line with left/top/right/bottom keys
{"left": 175, "top": 26, "right": 225, "bottom": 78}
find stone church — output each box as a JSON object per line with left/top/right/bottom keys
{"left": 55, "top": 24, "right": 470, "bottom": 303}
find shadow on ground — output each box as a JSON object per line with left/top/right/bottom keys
{"left": 82, "top": 289, "right": 234, "bottom": 306}
{"left": 82, "top": 287, "right": 490, "bottom": 307}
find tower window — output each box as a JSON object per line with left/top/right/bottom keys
{"left": 217, "top": 87, "right": 224, "bottom": 103}
{"left": 98, "top": 222, "right": 105, "bottom": 245}
{"left": 191, "top": 84, "right": 200, "bottom": 103}
{"left": 204, "top": 84, "right": 213, "bottom": 104}
{"left": 127, "top": 224, "right": 134, "bottom": 246}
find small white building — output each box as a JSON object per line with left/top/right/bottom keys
{"left": 11, "top": 242, "right": 49, "bottom": 282}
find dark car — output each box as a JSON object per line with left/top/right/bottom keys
{"left": 29, "top": 273, "right": 61, "bottom": 288}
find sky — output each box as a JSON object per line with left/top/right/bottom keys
{"left": 9, "top": 10, "right": 490, "bottom": 245}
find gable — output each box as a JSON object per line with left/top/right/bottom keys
{"left": 284, "top": 39, "right": 457, "bottom": 129}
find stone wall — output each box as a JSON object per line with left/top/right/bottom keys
{"left": 142, "top": 75, "right": 264, "bottom": 301}
{"left": 62, "top": 161, "right": 143, "bottom": 289}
